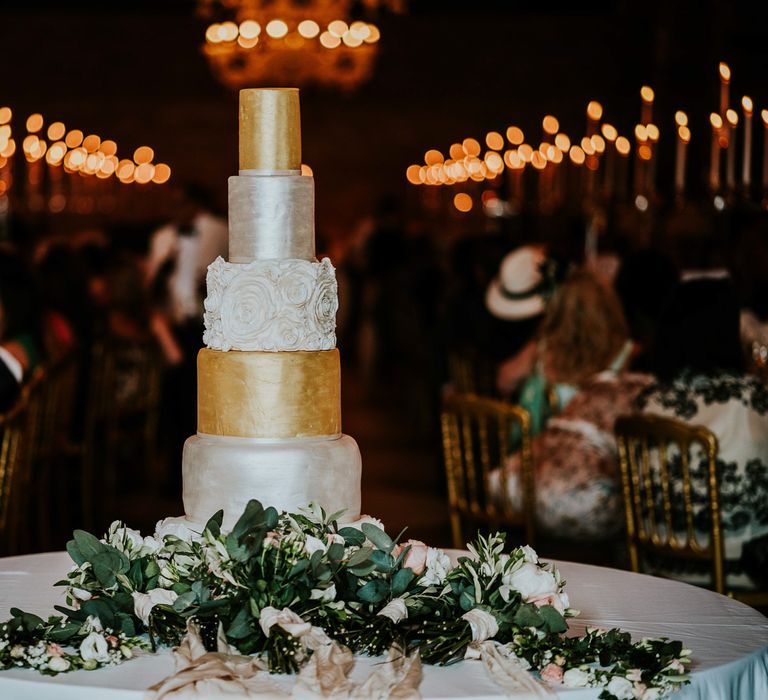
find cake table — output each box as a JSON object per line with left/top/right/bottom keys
{"left": 1, "top": 551, "right": 766, "bottom": 699}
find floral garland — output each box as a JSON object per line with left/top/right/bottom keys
{"left": 0, "top": 500, "right": 690, "bottom": 699}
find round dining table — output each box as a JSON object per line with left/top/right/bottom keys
{"left": 0, "top": 551, "right": 766, "bottom": 699}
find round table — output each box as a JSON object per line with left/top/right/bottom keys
{"left": 0, "top": 551, "right": 766, "bottom": 699}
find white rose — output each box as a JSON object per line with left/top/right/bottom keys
{"left": 84, "top": 615, "right": 103, "bottom": 632}
{"left": 519, "top": 545, "right": 539, "bottom": 563}
{"left": 48, "top": 656, "right": 71, "bottom": 673}
{"left": 132, "top": 588, "right": 179, "bottom": 625}
{"left": 606, "top": 676, "right": 635, "bottom": 700}
{"left": 10, "top": 645, "right": 25, "bottom": 659}
{"left": 562, "top": 668, "right": 591, "bottom": 688}
{"left": 349, "top": 515, "right": 385, "bottom": 531}
{"left": 79, "top": 632, "right": 110, "bottom": 663}
{"left": 503, "top": 562, "right": 558, "bottom": 601}
{"left": 107, "top": 525, "right": 144, "bottom": 554}
{"left": 310, "top": 584, "right": 337, "bottom": 602}
{"left": 642, "top": 689, "right": 662, "bottom": 700}
{"left": 418, "top": 547, "right": 453, "bottom": 586}
{"left": 304, "top": 535, "right": 327, "bottom": 556}
{"left": 140, "top": 536, "right": 163, "bottom": 557}
{"left": 155, "top": 518, "right": 198, "bottom": 543}
{"left": 71, "top": 587, "right": 92, "bottom": 602}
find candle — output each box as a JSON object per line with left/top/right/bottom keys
{"left": 742, "top": 96, "right": 753, "bottom": 188}
{"left": 646, "top": 123, "right": 659, "bottom": 195}
{"left": 719, "top": 62, "right": 731, "bottom": 116}
{"left": 586, "top": 101, "right": 602, "bottom": 136}
{"left": 725, "top": 109, "right": 738, "bottom": 191}
{"left": 601, "top": 123, "right": 617, "bottom": 198}
{"left": 615, "top": 136, "right": 630, "bottom": 199}
{"left": 634, "top": 124, "right": 648, "bottom": 196}
{"left": 640, "top": 86, "right": 654, "bottom": 125}
{"left": 762, "top": 110, "right": 768, "bottom": 191}
{"left": 675, "top": 126, "right": 690, "bottom": 195}
{"left": 710, "top": 112, "right": 723, "bottom": 191}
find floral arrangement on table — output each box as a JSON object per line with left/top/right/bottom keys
{"left": 0, "top": 500, "right": 690, "bottom": 699}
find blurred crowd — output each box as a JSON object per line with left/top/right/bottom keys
{"left": 2, "top": 189, "right": 768, "bottom": 590}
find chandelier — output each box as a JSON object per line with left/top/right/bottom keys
{"left": 197, "top": 1, "right": 404, "bottom": 91}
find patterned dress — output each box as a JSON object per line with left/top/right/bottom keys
{"left": 637, "top": 372, "right": 768, "bottom": 590}
{"left": 493, "top": 372, "right": 654, "bottom": 540}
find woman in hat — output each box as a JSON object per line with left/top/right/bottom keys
{"left": 491, "top": 267, "right": 651, "bottom": 540}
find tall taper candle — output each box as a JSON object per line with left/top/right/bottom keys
{"left": 762, "top": 110, "right": 768, "bottom": 191}
{"left": 726, "top": 109, "right": 738, "bottom": 191}
{"left": 742, "top": 96, "right": 753, "bottom": 188}
{"left": 719, "top": 63, "right": 731, "bottom": 116}
{"left": 675, "top": 126, "right": 690, "bottom": 195}
{"left": 710, "top": 113, "right": 723, "bottom": 191}
{"left": 640, "top": 86, "right": 654, "bottom": 125}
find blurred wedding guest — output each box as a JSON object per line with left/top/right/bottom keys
{"left": 145, "top": 182, "right": 227, "bottom": 337}
{"left": 636, "top": 276, "right": 768, "bottom": 590}
{"left": 0, "top": 248, "right": 43, "bottom": 411}
{"left": 490, "top": 269, "right": 651, "bottom": 540}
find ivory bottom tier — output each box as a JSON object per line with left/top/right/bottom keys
{"left": 182, "top": 432, "right": 362, "bottom": 530}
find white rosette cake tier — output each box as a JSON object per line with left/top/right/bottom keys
{"left": 180, "top": 88, "right": 362, "bottom": 530}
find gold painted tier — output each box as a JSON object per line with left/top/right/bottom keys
{"left": 197, "top": 348, "right": 340, "bottom": 438}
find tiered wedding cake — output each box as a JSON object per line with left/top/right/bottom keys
{"left": 181, "top": 88, "right": 362, "bottom": 530}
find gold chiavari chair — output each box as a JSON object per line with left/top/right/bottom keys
{"left": 615, "top": 414, "right": 768, "bottom": 606}
{"left": 441, "top": 393, "right": 534, "bottom": 548}
{"left": 0, "top": 396, "right": 30, "bottom": 554}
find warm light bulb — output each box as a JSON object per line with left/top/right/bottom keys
{"left": 726, "top": 109, "right": 738, "bottom": 126}
{"left": 742, "top": 96, "right": 753, "bottom": 115}
{"left": 586, "top": 101, "right": 603, "bottom": 121}
{"left": 569, "top": 145, "right": 585, "bottom": 165}
{"left": 601, "top": 124, "right": 617, "bottom": 142}
{"left": 265, "top": 20, "right": 288, "bottom": 38}
{"left": 298, "top": 20, "right": 320, "bottom": 38}
{"left": 502, "top": 127, "right": 521, "bottom": 147}
{"left": 710, "top": 113, "right": 723, "bottom": 129}
{"left": 640, "top": 85, "right": 654, "bottom": 103}
{"left": 319, "top": 31, "right": 341, "bottom": 48}
{"left": 328, "top": 20, "right": 349, "bottom": 38}
{"left": 554, "top": 133, "right": 570, "bottom": 151}
{"left": 542, "top": 115, "right": 559, "bottom": 135}
{"left": 675, "top": 111, "right": 688, "bottom": 127}
{"left": 134, "top": 146, "right": 154, "bottom": 164}
{"left": 719, "top": 61, "right": 731, "bottom": 82}
{"left": 453, "top": 193, "right": 473, "bottom": 212}
{"left": 239, "top": 20, "right": 261, "bottom": 39}
{"left": 485, "top": 131, "right": 504, "bottom": 151}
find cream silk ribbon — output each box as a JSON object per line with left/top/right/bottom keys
{"left": 145, "top": 610, "right": 423, "bottom": 700}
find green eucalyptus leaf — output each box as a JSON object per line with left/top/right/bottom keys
{"left": 346, "top": 546, "right": 373, "bottom": 567}
{"left": 205, "top": 510, "right": 223, "bottom": 538}
{"left": 173, "top": 591, "right": 197, "bottom": 612}
{"left": 9, "top": 608, "right": 44, "bottom": 632}
{"left": 370, "top": 550, "right": 394, "bottom": 573}
{"left": 361, "top": 523, "right": 393, "bottom": 553}
{"left": 391, "top": 568, "right": 415, "bottom": 596}
{"left": 338, "top": 528, "right": 366, "bottom": 547}
{"left": 348, "top": 562, "right": 377, "bottom": 577}
{"left": 288, "top": 560, "right": 310, "bottom": 579}
{"left": 537, "top": 605, "right": 568, "bottom": 633}
{"left": 232, "top": 500, "right": 265, "bottom": 539}
{"left": 357, "top": 579, "right": 389, "bottom": 604}
{"left": 92, "top": 549, "right": 130, "bottom": 589}
{"left": 65, "top": 539, "right": 86, "bottom": 566}
{"left": 47, "top": 620, "right": 82, "bottom": 642}
{"left": 264, "top": 507, "right": 278, "bottom": 530}
{"left": 73, "top": 530, "right": 106, "bottom": 562}
{"left": 227, "top": 606, "right": 253, "bottom": 640}
{"left": 326, "top": 542, "right": 345, "bottom": 564}
{"left": 513, "top": 603, "right": 543, "bottom": 628}
{"left": 145, "top": 560, "right": 160, "bottom": 579}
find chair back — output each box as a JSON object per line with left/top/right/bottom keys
{"left": 615, "top": 414, "right": 724, "bottom": 592}
{"left": 0, "top": 398, "right": 30, "bottom": 551}
{"left": 440, "top": 393, "right": 534, "bottom": 548}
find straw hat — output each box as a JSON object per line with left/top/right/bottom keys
{"left": 486, "top": 246, "right": 554, "bottom": 320}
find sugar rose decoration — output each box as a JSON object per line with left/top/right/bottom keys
{"left": 203, "top": 257, "right": 337, "bottom": 352}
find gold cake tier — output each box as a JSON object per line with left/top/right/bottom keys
{"left": 197, "top": 348, "right": 340, "bottom": 439}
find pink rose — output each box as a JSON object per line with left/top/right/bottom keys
{"left": 540, "top": 663, "right": 564, "bottom": 684}
{"left": 633, "top": 682, "right": 647, "bottom": 698}
{"left": 400, "top": 539, "right": 429, "bottom": 576}
{"left": 529, "top": 593, "right": 565, "bottom": 614}
{"left": 47, "top": 643, "right": 64, "bottom": 657}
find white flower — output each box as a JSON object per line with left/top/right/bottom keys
{"left": 79, "top": 632, "right": 110, "bottom": 663}
{"left": 84, "top": 615, "right": 103, "bottom": 633}
{"left": 642, "top": 689, "right": 662, "bottom": 700}
{"left": 664, "top": 658, "right": 686, "bottom": 674}
{"left": 606, "top": 676, "right": 635, "bottom": 699}
{"left": 349, "top": 515, "right": 385, "bottom": 531}
{"left": 132, "top": 588, "right": 179, "bottom": 625}
{"left": 10, "top": 644, "right": 25, "bottom": 659}
{"left": 562, "top": 667, "right": 591, "bottom": 688}
{"left": 325, "top": 533, "right": 345, "bottom": 547}
{"left": 155, "top": 517, "right": 198, "bottom": 544}
{"left": 48, "top": 656, "right": 71, "bottom": 673}
{"left": 418, "top": 548, "right": 453, "bottom": 586}
{"left": 71, "top": 587, "right": 92, "bottom": 602}
{"left": 503, "top": 562, "right": 558, "bottom": 602}
{"left": 304, "top": 535, "right": 327, "bottom": 556}
{"left": 140, "top": 536, "right": 163, "bottom": 557}
{"left": 310, "top": 584, "right": 337, "bottom": 602}
{"left": 519, "top": 545, "right": 539, "bottom": 563}
{"left": 105, "top": 524, "right": 144, "bottom": 557}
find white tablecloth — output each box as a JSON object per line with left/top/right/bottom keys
{"left": 0, "top": 551, "right": 766, "bottom": 699}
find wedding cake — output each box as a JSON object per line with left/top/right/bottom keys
{"left": 181, "top": 88, "right": 362, "bottom": 530}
